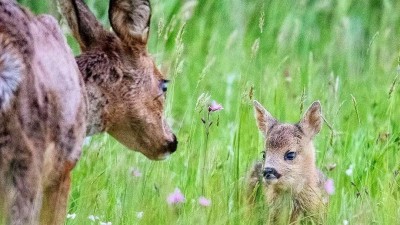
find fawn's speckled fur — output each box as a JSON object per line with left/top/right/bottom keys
{"left": 248, "top": 100, "right": 328, "bottom": 224}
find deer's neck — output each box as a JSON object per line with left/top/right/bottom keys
{"left": 76, "top": 53, "right": 112, "bottom": 136}
{"left": 84, "top": 83, "right": 108, "bottom": 136}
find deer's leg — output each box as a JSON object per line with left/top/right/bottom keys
{"left": 0, "top": 171, "right": 6, "bottom": 225}
{"left": 39, "top": 161, "right": 74, "bottom": 225}
{"left": 7, "top": 159, "right": 43, "bottom": 225}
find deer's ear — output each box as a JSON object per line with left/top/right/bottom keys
{"left": 253, "top": 100, "right": 277, "bottom": 137}
{"left": 58, "top": 0, "right": 107, "bottom": 51}
{"left": 300, "top": 101, "right": 322, "bottom": 138}
{"left": 109, "top": 0, "right": 151, "bottom": 46}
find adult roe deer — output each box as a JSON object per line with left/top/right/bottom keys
{"left": 0, "top": 0, "right": 177, "bottom": 224}
{"left": 248, "top": 100, "right": 328, "bottom": 224}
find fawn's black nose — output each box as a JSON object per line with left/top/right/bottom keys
{"left": 263, "top": 167, "right": 281, "bottom": 180}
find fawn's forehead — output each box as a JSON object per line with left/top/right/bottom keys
{"left": 266, "top": 123, "right": 303, "bottom": 149}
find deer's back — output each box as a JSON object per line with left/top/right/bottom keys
{"left": 0, "top": 1, "right": 86, "bottom": 188}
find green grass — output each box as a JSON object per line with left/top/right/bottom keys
{"left": 18, "top": 0, "right": 400, "bottom": 224}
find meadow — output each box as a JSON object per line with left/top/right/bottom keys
{"left": 18, "top": 0, "right": 400, "bottom": 224}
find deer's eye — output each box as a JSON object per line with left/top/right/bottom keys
{"left": 284, "top": 151, "right": 297, "bottom": 161}
{"left": 160, "top": 79, "right": 169, "bottom": 92}
{"left": 261, "top": 151, "right": 266, "bottom": 160}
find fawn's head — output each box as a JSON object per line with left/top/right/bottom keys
{"left": 253, "top": 100, "right": 322, "bottom": 190}
{"left": 59, "top": 0, "right": 177, "bottom": 160}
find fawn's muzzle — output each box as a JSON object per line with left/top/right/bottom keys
{"left": 263, "top": 167, "right": 281, "bottom": 180}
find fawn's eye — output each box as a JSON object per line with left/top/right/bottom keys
{"left": 284, "top": 151, "right": 297, "bottom": 161}
{"left": 160, "top": 79, "right": 169, "bottom": 92}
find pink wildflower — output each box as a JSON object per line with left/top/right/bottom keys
{"left": 208, "top": 101, "right": 223, "bottom": 112}
{"left": 198, "top": 196, "right": 211, "bottom": 207}
{"left": 130, "top": 168, "right": 142, "bottom": 177}
{"left": 324, "top": 178, "right": 335, "bottom": 195}
{"left": 167, "top": 188, "right": 185, "bottom": 205}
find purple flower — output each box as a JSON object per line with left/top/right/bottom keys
{"left": 208, "top": 101, "right": 223, "bottom": 112}
{"left": 324, "top": 178, "right": 335, "bottom": 195}
{"left": 198, "top": 196, "right": 211, "bottom": 207}
{"left": 167, "top": 188, "right": 185, "bottom": 205}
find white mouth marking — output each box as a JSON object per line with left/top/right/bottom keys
{"left": 157, "top": 152, "right": 170, "bottom": 160}
{"left": 265, "top": 178, "right": 279, "bottom": 185}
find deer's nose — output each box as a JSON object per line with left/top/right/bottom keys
{"left": 167, "top": 134, "right": 178, "bottom": 153}
{"left": 263, "top": 167, "right": 281, "bottom": 180}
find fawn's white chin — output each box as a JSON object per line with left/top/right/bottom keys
{"left": 265, "top": 178, "right": 279, "bottom": 185}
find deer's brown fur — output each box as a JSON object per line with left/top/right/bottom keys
{"left": 0, "top": 0, "right": 177, "bottom": 224}
{"left": 248, "top": 100, "right": 328, "bottom": 224}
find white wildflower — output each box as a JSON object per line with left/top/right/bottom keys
{"left": 345, "top": 164, "right": 354, "bottom": 176}
{"left": 66, "top": 213, "right": 76, "bottom": 219}
{"left": 100, "top": 222, "right": 112, "bottom": 225}
{"left": 88, "top": 215, "right": 99, "bottom": 221}
{"left": 136, "top": 211, "right": 144, "bottom": 219}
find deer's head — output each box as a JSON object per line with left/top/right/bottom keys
{"left": 59, "top": 0, "right": 177, "bottom": 160}
{"left": 253, "top": 100, "right": 322, "bottom": 191}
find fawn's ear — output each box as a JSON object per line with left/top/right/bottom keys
{"left": 58, "top": 0, "right": 107, "bottom": 51}
{"left": 253, "top": 100, "right": 277, "bottom": 137}
{"left": 299, "top": 101, "right": 322, "bottom": 138}
{"left": 109, "top": 0, "right": 151, "bottom": 46}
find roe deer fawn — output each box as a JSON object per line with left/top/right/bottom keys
{"left": 0, "top": 0, "right": 177, "bottom": 224}
{"left": 248, "top": 100, "right": 328, "bottom": 224}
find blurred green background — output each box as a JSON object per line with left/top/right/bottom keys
{"left": 17, "top": 0, "right": 400, "bottom": 224}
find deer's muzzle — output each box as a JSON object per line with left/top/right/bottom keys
{"left": 167, "top": 134, "right": 178, "bottom": 153}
